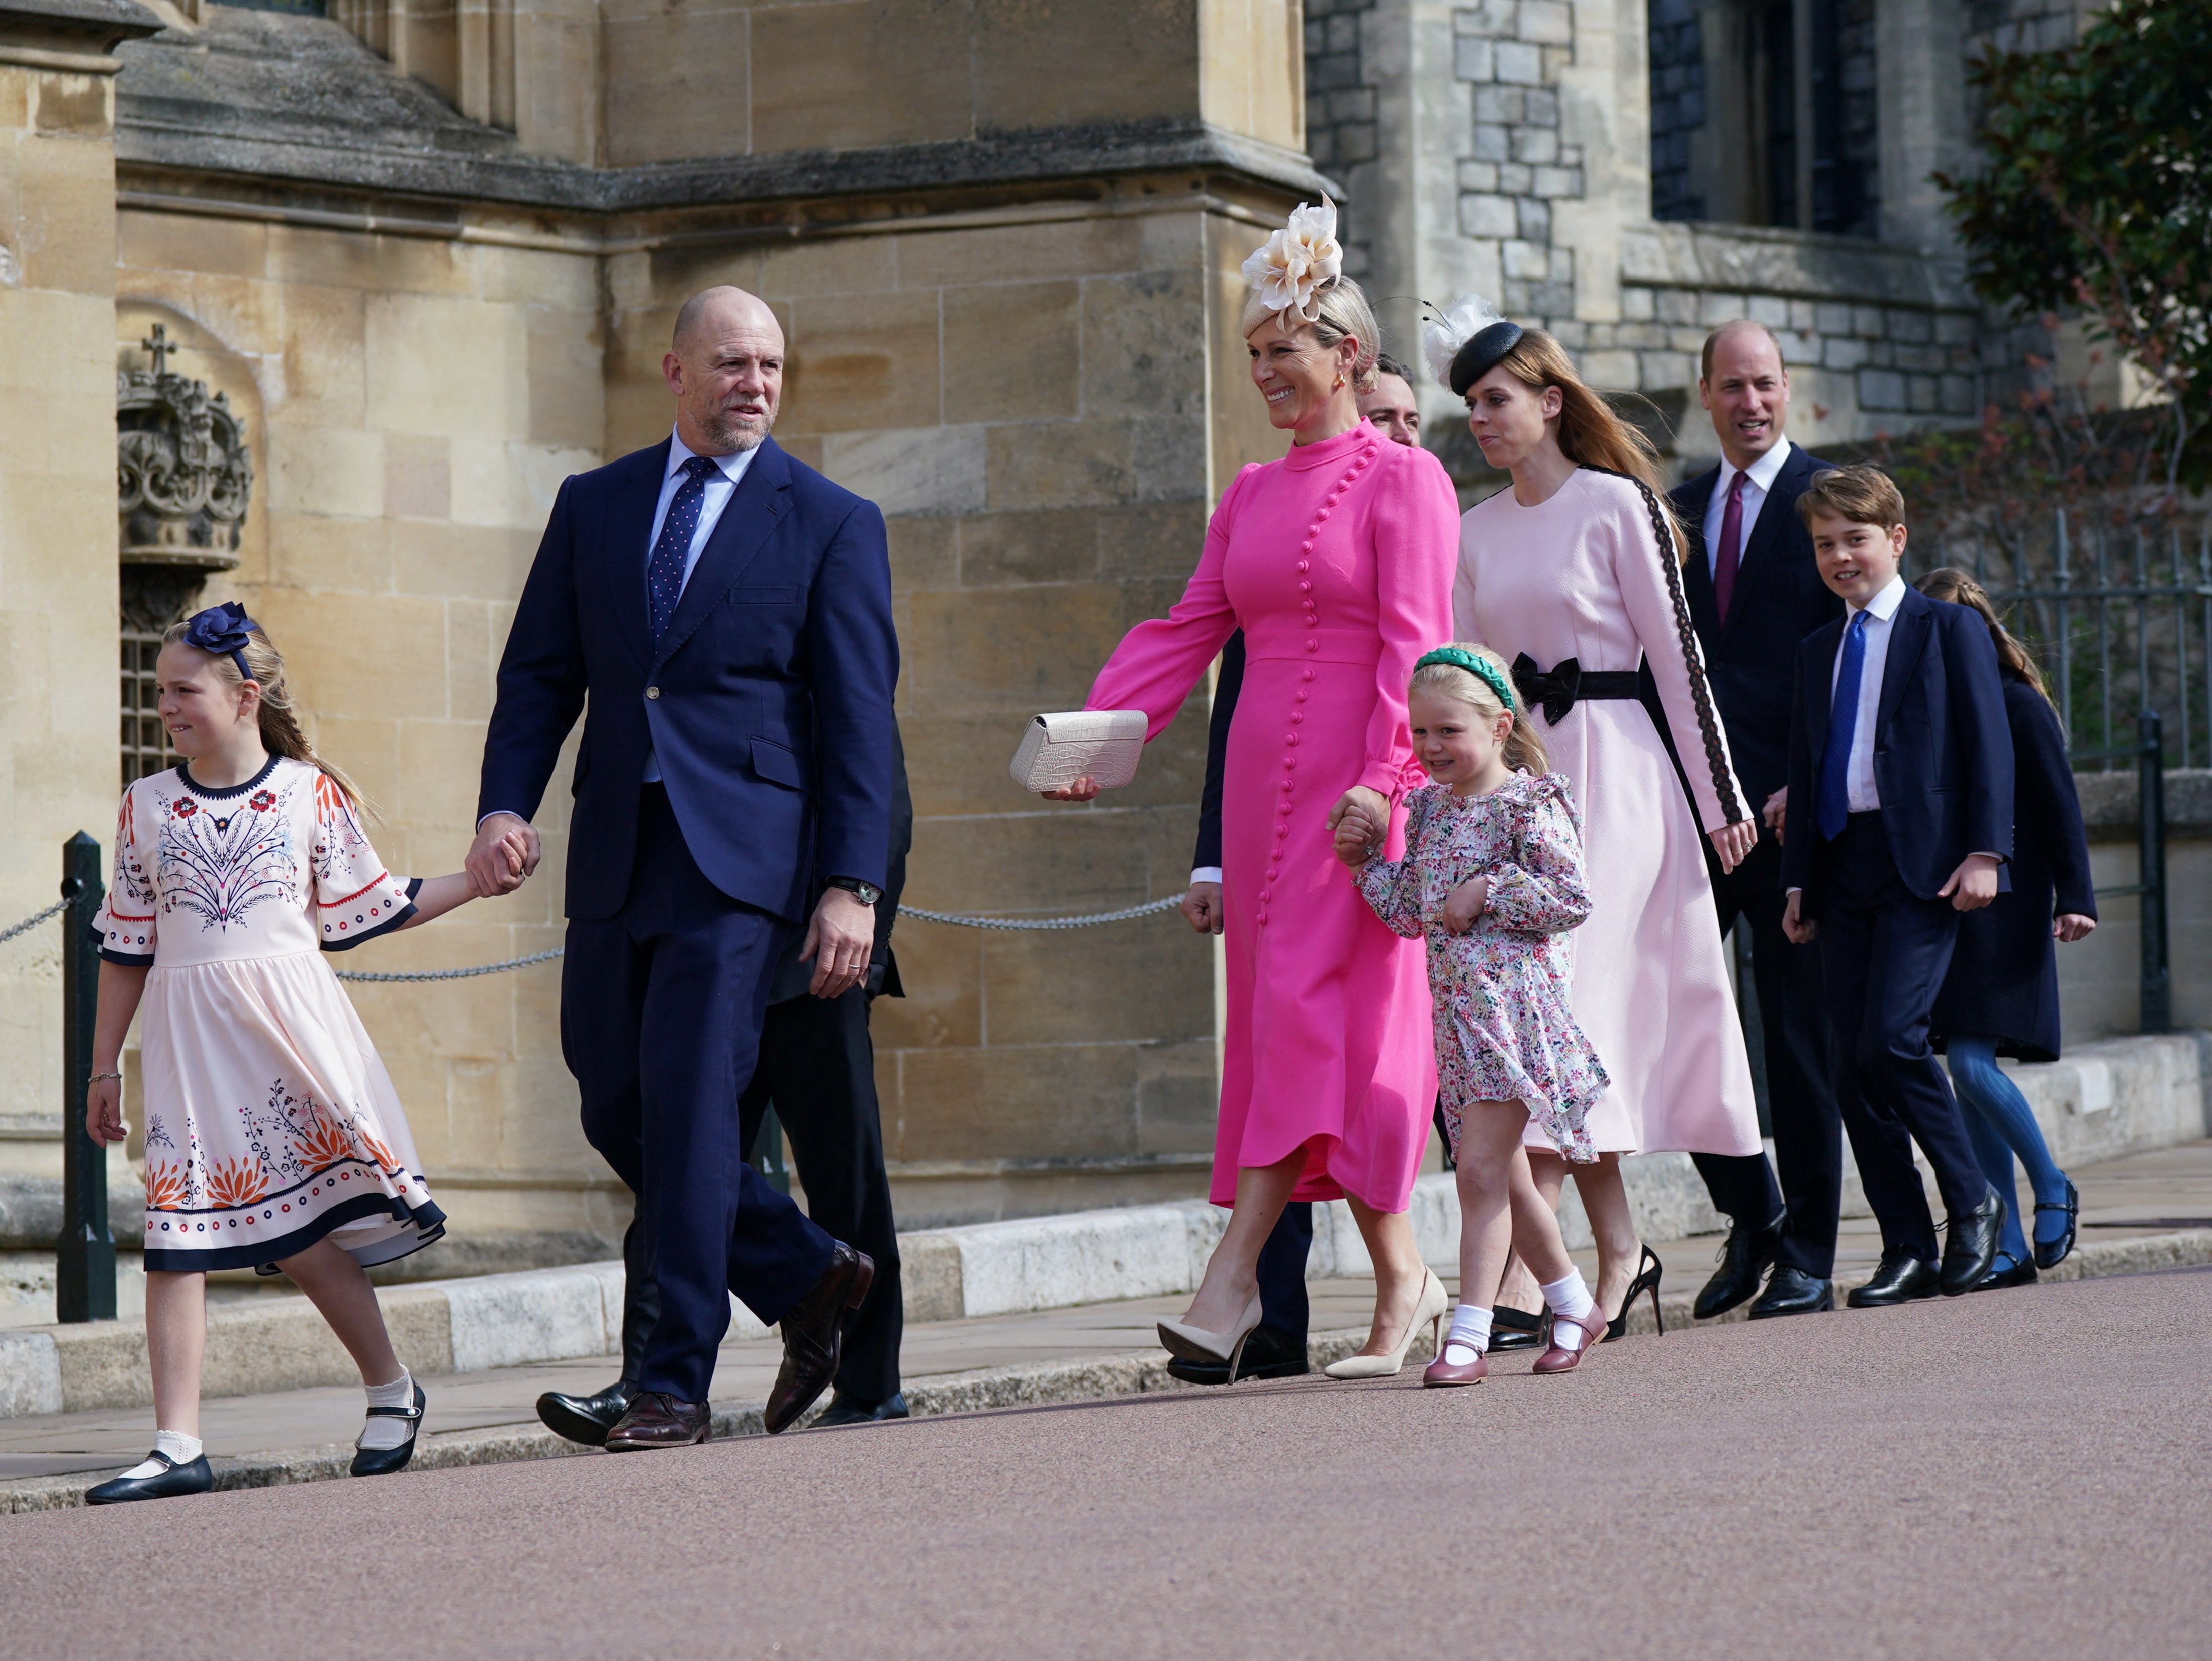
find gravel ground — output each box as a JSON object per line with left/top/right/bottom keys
{"left": 7, "top": 1263, "right": 2208, "bottom": 1660}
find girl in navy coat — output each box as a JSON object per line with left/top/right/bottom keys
{"left": 1920, "top": 569, "right": 2098, "bottom": 1287}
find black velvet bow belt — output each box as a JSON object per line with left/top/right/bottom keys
{"left": 1510, "top": 654, "right": 1643, "bottom": 725}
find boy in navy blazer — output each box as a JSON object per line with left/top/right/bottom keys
{"left": 1781, "top": 466, "right": 2011, "bottom": 1302}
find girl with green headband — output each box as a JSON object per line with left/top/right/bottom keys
{"left": 1338, "top": 642, "right": 1614, "bottom": 1383}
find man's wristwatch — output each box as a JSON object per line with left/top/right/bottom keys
{"left": 824, "top": 875, "right": 882, "bottom": 906}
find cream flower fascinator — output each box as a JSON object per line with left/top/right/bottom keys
{"left": 1241, "top": 195, "right": 1344, "bottom": 324}
{"left": 1421, "top": 293, "right": 1524, "bottom": 394}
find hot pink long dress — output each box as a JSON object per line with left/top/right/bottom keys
{"left": 1454, "top": 468, "right": 1761, "bottom": 1157}
{"left": 1086, "top": 422, "right": 1458, "bottom": 1212}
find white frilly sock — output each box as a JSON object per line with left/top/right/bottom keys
{"left": 1441, "top": 1303, "right": 1492, "bottom": 1367}
{"left": 1540, "top": 1270, "right": 1598, "bottom": 1352}
{"left": 358, "top": 1368, "right": 417, "bottom": 1451}
{"left": 121, "top": 1428, "right": 203, "bottom": 1479}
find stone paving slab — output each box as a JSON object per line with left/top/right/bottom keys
{"left": 7, "top": 1139, "right": 2207, "bottom": 1512}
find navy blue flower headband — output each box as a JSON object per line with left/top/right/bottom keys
{"left": 180, "top": 602, "right": 260, "bottom": 685}
{"left": 1415, "top": 645, "right": 1517, "bottom": 715}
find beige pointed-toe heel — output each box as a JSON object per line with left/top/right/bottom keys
{"left": 1157, "top": 1292, "right": 1265, "bottom": 1375}
{"left": 1325, "top": 1268, "right": 1448, "bottom": 1379}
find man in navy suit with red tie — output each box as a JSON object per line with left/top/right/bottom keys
{"left": 1666, "top": 321, "right": 1847, "bottom": 1320}
{"left": 469, "top": 287, "right": 898, "bottom": 1449}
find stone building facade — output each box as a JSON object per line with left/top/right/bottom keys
{"left": 0, "top": 0, "right": 2135, "bottom": 1276}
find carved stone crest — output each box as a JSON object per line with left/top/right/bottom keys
{"left": 118, "top": 323, "right": 254, "bottom": 631}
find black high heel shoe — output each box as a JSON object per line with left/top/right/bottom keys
{"left": 2033, "top": 1177, "right": 2080, "bottom": 1271}
{"left": 1603, "top": 1244, "right": 1664, "bottom": 1342}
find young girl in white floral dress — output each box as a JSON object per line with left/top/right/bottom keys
{"left": 1337, "top": 644, "right": 1612, "bottom": 1386}
{"left": 82, "top": 604, "right": 524, "bottom": 1503}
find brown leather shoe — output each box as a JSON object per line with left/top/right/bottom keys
{"left": 764, "top": 1242, "right": 874, "bottom": 1435}
{"left": 603, "top": 1390, "right": 711, "bottom": 1452}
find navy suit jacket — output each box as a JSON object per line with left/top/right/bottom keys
{"left": 1781, "top": 585, "right": 2015, "bottom": 915}
{"left": 478, "top": 434, "right": 899, "bottom": 925}
{"left": 1669, "top": 446, "right": 1844, "bottom": 809}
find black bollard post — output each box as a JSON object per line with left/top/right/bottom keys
{"left": 57, "top": 831, "right": 116, "bottom": 1322}
{"left": 2137, "top": 710, "right": 2171, "bottom": 1035}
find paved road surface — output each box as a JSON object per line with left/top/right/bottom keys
{"left": 8, "top": 1264, "right": 2208, "bottom": 1659}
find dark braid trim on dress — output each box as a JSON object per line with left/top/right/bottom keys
{"left": 1581, "top": 464, "right": 1746, "bottom": 827}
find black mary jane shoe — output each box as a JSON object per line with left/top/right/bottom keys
{"left": 1971, "top": 1255, "right": 2040, "bottom": 1293}
{"left": 814, "top": 1391, "right": 912, "bottom": 1428}
{"left": 351, "top": 1383, "right": 426, "bottom": 1477}
{"left": 85, "top": 1451, "right": 213, "bottom": 1505}
{"left": 1166, "top": 1323, "right": 1311, "bottom": 1385}
{"left": 2033, "top": 1178, "right": 2081, "bottom": 1271}
{"left": 536, "top": 1378, "right": 638, "bottom": 1448}
{"left": 1487, "top": 1306, "right": 1550, "bottom": 1353}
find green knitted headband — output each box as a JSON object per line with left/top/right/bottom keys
{"left": 1415, "top": 646, "right": 1518, "bottom": 715}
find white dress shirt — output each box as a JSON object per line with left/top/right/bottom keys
{"left": 640, "top": 428, "right": 762, "bottom": 783}
{"left": 1829, "top": 572, "right": 1906, "bottom": 814}
{"left": 1702, "top": 435, "right": 1794, "bottom": 577}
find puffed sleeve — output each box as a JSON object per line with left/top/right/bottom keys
{"left": 311, "top": 772, "right": 420, "bottom": 951}
{"left": 1603, "top": 474, "right": 1747, "bottom": 832}
{"left": 92, "top": 785, "right": 158, "bottom": 965}
{"left": 1084, "top": 467, "right": 1252, "bottom": 735}
{"left": 1357, "top": 788, "right": 1434, "bottom": 938}
{"left": 1482, "top": 776, "right": 1595, "bottom": 935}
{"left": 1360, "top": 446, "right": 1459, "bottom": 798}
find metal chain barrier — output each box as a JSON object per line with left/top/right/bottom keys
{"left": 0, "top": 899, "right": 67, "bottom": 947}
{"left": 328, "top": 893, "right": 1190, "bottom": 980}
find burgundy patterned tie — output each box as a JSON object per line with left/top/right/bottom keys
{"left": 1713, "top": 469, "right": 1748, "bottom": 623}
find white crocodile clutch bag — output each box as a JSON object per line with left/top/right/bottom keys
{"left": 1009, "top": 709, "right": 1149, "bottom": 792}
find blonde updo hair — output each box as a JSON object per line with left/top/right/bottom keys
{"left": 161, "top": 615, "right": 369, "bottom": 810}
{"left": 1409, "top": 642, "right": 1550, "bottom": 776}
{"left": 1241, "top": 275, "right": 1383, "bottom": 395}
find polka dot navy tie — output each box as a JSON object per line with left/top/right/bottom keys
{"left": 648, "top": 456, "right": 719, "bottom": 645}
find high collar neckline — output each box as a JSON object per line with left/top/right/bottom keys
{"left": 1281, "top": 421, "right": 1381, "bottom": 471}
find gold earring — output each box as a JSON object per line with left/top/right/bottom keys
{"left": 1333, "top": 375, "right": 1345, "bottom": 391}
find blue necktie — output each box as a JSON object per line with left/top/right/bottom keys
{"left": 1816, "top": 610, "right": 1871, "bottom": 841}
{"left": 647, "top": 456, "right": 719, "bottom": 645}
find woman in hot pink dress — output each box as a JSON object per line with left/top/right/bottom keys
{"left": 1049, "top": 201, "right": 1459, "bottom": 1375}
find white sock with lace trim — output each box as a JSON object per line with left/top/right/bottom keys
{"left": 358, "top": 1368, "right": 416, "bottom": 1451}
{"left": 120, "top": 1429, "right": 203, "bottom": 1479}
{"left": 1441, "top": 1304, "right": 1492, "bottom": 1366}
{"left": 1540, "top": 1270, "right": 1598, "bottom": 1352}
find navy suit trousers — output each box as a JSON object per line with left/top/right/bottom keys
{"left": 1257, "top": 1202, "right": 1314, "bottom": 1339}
{"left": 1817, "top": 814, "right": 1990, "bottom": 1261}
{"left": 564, "top": 785, "right": 834, "bottom": 1402}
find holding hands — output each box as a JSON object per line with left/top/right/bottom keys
{"left": 466, "top": 813, "right": 539, "bottom": 898}
{"left": 1329, "top": 786, "right": 1390, "bottom": 868}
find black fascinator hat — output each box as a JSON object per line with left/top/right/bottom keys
{"left": 1448, "top": 321, "right": 1526, "bottom": 397}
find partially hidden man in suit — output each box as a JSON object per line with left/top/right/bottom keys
{"left": 1665, "top": 320, "right": 1847, "bottom": 1319}
{"left": 470, "top": 286, "right": 898, "bottom": 1450}
{"left": 1170, "top": 353, "right": 1428, "bottom": 1385}
{"left": 534, "top": 727, "right": 915, "bottom": 1442}
{"left": 1780, "top": 464, "right": 2011, "bottom": 1303}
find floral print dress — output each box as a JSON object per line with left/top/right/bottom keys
{"left": 93, "top": 755, "right": 446, "bottom": 1273}
{"left": 1357, "top": 772, "right": 1609, "bottom": 1163}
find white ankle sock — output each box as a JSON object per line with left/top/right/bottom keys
{"left": 121, "top": 1429, "right": 203, "bottom": 1479}
{"left": 358, "top": 1369, "right": 417, "bottom": 1451}
{"left": 1442, "top": 1304, "right": 1492, "bottom": 1366}
{"left": 1540, "top": 1270, "right": 1597, "bottom": 1352}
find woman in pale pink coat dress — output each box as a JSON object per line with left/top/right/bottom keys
{"left": 1048, "top": 214, "right": 1459, "bottom": 1376}
{"left": 1443, "top": 316, "right": 1763, "bottom": 1325}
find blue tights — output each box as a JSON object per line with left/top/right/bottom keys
{"left": 1948, "top": 1035, "right": 2070, "bottom": 1268}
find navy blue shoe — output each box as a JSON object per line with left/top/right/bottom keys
{"left": 813, "top": 1391, "right": 912, "bottom": 1427}
{"left": 351, "top": 1383, "right": 426, "bottom": 1476}
{"left": 85, "top": 1451, "right": 213, "bottom": 1505}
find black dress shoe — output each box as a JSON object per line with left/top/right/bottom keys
{"left": 765, "top": 1241, "right": 874, "bottom": 1434}
{"left": 1747, "top": 1264, "right": 1834, "bottom": 1318}
{"left": 1487, "top": 1306, "right": 1549, "bottom": 1353}
{"left": 1166, "top": 1323, "right": 1311, "bottom": 1385}
{"left": 85, "top": 1451, "right": 213, "bottom": 1505}
{"left": 605, "top": 1390, "right": 712, "bottom": 1450}
{"left": 1847, "top": 1248, "right": 1942, "bottom": 1307}
{"left": 814, "top": 1391, "right": 911, "bottom": 1427}
{"left": 351, "top": 1383, "right": 427, "bottom": 1477}
{"left": 1971, "top": 1255, "right": 2039, "bottom": 1292}
{"left": 1693, "top": 1215, "right": 1783, "bottom": 1321}
{"left": 1940, "top": 1186, "right": 2007, "bottom": 1296}
{"left": 536, "top": 1378, "right": 638, "bottom": 1448}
